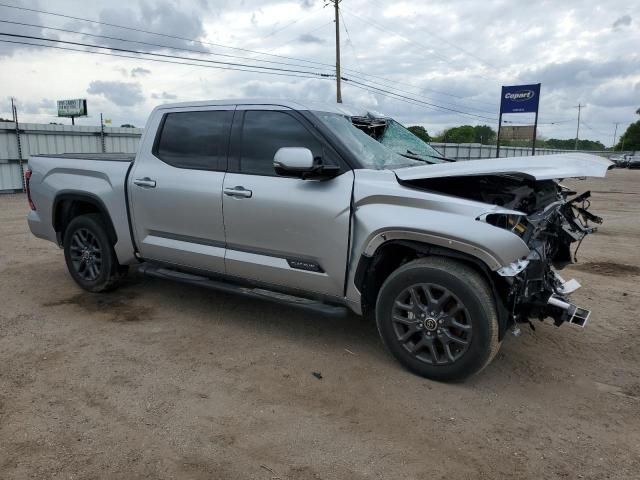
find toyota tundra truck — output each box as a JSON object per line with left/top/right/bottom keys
{"left": 25, "top": 99, "right": 611, "bottom": 381}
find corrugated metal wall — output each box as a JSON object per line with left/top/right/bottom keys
{"left": 0, "top": 121, "right": 142, "bottom": 192}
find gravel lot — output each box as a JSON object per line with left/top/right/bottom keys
{"left": 1, "top": 169, "right": 639, "bottom": 479}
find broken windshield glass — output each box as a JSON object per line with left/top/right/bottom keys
{"left": 379, "top": 120, "right": 447, "bottom": 163}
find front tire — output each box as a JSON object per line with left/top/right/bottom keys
{"left": 376, "top": 257, "right": 500, "bottom": 382}
{"left": 63, "top": 213, "right": 127, "bottom": 292}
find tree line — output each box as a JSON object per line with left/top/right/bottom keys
{"left": 407, "top": 124, "right": 606, "bottom": 150}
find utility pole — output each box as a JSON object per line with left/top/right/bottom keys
{"left": 574, "top": 103, "right": 584, "bottom": 150}
{"left": 11, "top": 98, "right": 25, "bottom": 191}
{"left": 329, "top": 0, "right": 342, "bottom": 103}
{"left": 100, "top": 113, "right": 106, "bottom": 153}
{"left": 612, "top": 122, "right": 619, "bottom": 151}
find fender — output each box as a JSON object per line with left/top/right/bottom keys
{"left": 52, "top": 191, "right": 118, "bottom": 246}
{"left": 355, "top": 238, "right": 512, "bottom": 340}
{"left": 362, "top": 229, "right": 504, "bottom": 271}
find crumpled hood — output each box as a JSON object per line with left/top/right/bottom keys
{"left": 394, "top": 153, "right": 612, "bottom": 181}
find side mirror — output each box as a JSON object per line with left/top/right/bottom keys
{"left": 273, "top": 147, "right": 340, "bottom": 179}
{"left": 273, "top": 147, "right": 315, "bottom": 174}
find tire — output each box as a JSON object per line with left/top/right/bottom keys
{"left": 375, "top": 257, "right": 500, "bottom": 382}
{"left": 63, "top": 213, "right": 128, "bottom": 293}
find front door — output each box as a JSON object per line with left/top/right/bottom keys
{"left": 222, "top": 107, "right": 354, "bottom": 298}
{"left": 129, "top": 106, "right": 234, "bottom": 272}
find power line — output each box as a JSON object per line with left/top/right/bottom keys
{"left": 0, "top": 2, "right": 337, "bottom": 69}
{"left": 268, "top": 20, "right": 334, "bottom": 52}
{"left": 340, "top": 6, "right": 497, "bottom": 82}
{"left": 0, "top": 38, "right": 332, "bottom": 81}
{"left": 0, "top": 19, "right": 334, "bottom": 72}
{"left": 0, "top": 31, "right": 501, "bottom": 121}
{"left": 0, "top": 32, "right": 334, "bottom": 77}
{"left": 4, "top": 17, "right": 498, "bottom": 115}
{"left": 343, "top": 77, "right": 498, "bottom": 121}
{"left": 0, "top": 36, "right": 497, "bottom": 123}
{"left": 0, "top": 3, "right": 501, "bottom": 115}
{"left": 365, "top": 0, "right": 495, "bottom": 69}
{"left": 339, "top": 9, "right": 364, "bottom": 75}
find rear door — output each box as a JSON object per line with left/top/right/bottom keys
{"left": 129, "top": 106, "right": 234, "bottom": 272}
{"left": 222, "top": 106, "right": 354, "bottom": 298}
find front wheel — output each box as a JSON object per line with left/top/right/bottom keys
{"left": 375, "top": 257, "right": 500, "bottom": 382}
{"left": 63, "top": 213, "right": 128, "bottom": 292}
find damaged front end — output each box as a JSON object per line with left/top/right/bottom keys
{"left": 490, "top": 187, "right": 602, "bottom": 329}
{"left": 405, "top": 173, "right": 604, "bottom": 330}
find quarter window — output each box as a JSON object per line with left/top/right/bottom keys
{"left": 239, "top": 110, "right": 323, "bottom": 176}
{"left": 156, "top": 110, "right": 233, "bottom": 170}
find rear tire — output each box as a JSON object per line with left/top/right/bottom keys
{"left": 63, "top": 213, "right": 128, "bottom": 292}
{"left": 375, "top": 257, "right": 500, "bottom": 382}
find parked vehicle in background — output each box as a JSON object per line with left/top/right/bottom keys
{"left": 608, "top": 154, "right": 629, "bottom": 168}
{"left": 25, "top": 99, "right": 611, "bottom": 381}
{"left": 626, "top": 152, "right": 640, "bottom": 169}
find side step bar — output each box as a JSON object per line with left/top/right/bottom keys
{"left": 137, "top": 264, "right": 348, "bottom": 317}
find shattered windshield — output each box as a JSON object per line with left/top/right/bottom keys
{"left": 313, "top": 111, "right": 422, "bottom": 170}
{"left": 379, "top": 119, "right": 446, "bottom": 163}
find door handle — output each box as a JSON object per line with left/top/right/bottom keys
{"left": 224, "top": 186, "right": 252, "bottom": 198}
{"left": 133, "top": 177, "right": 157, "bottom": 188}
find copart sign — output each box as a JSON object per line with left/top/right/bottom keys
{"left": 500, "top": 84, "right": 541, "bottom": 114}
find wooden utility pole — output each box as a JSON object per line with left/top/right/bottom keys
{"left": 574, "top": 103, "right": 584, "bottom": 150}
{"left": 332, "top": 0, "right": 342, "bottom": 103}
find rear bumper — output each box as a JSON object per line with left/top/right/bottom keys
{"left": 27, "top": 210, "right": 57, "bottom": 244}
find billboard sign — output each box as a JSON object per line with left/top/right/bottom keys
{"left": 500, "top": 84, "right": 541, "bottom": 114}
{"left": 57, "top": 99, "right": 88, "bottom": 117}
{"left": 499, "top": 125, "right": 535, "bottom": 141}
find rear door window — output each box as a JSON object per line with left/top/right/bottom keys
{"left": 155, "top": 110, "right": 234, "bottom": 171}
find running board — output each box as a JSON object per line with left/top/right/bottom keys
{"left": 137, "top": 264, "right": 348, "bottom": 317}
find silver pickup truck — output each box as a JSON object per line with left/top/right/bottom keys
{"left": 26, "top": 99, "right": 611, "bottom": 381}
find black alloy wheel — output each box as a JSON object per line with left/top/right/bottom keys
{"left": 68, "top": 227, "right": 103, "bottom": 282}
{"left": 392, "top": 283, "right": 472, "bottom": 365}
{"left": 63, "top": 213, "right": 127, "bottom": 292}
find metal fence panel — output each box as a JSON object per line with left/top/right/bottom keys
{"left": 0, "top": 162, "right": 24, "bottom": 191}
{"left": 0, "top": 122, "right": 143, "bottom": 192}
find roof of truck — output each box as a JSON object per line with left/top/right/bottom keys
{"left": 154, "top": 99, "right": 387, "bottom": 118}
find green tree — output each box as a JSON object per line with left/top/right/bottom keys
{"left": 120, "top": 123, "right": 136, "bottom": 128}
{"left": 616, "top": 109, "right": 640, "bottom": 151}
{"left": 443, "top": 125, "right": 475, "bottom": 143}
{"left": 473, "top": 125, "right": 496, "bottom": 144}
{"left": 545, "top": 138, "right": 605, "bottom": 150}
{"left": 407, "top": 125, "right": 430, "bottom": 142}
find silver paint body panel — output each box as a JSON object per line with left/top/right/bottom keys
{"left": 26, "top": 98, "right": 611, "bottom": 316}
{"left": 395, "top": 152, "right": 612, "bottom": 181}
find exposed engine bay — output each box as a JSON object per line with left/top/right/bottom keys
{"left": 350, "top": 113, "right": 610, "bottom": 331}
{"left": 401, "top": 174, "right": 603, "bottom": 329}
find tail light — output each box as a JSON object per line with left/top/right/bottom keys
{"left": 25, "top": 168, "right": 36, "bottom": 210}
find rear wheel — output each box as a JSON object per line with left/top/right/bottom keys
{"left": 63, "top": 213, "right": 127, "bottom": 292}
{"left": 375, "top": 257, "right": 500, "bottom": 382}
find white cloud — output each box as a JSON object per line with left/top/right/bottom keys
{"left": 87, "top": 81, "right": 145, "bottom": 107}
{"left": 1, "top": 0, "right": 639, "bottom": 143}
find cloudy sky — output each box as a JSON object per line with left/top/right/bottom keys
{"left": 1, "top": 0, "right": 639, "bottom": 145}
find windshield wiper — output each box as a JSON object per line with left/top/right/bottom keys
{"left": 400, "top": 150, "right": 455, "bottom": 164}
{"left": 399, "top": 151, "right": 435, "bottom": 164}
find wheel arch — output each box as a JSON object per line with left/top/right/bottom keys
{"left": 355, "top": 239, "right": 511, "bottom": 340}
{"left": 53, "top": 191, "right": 118, "bottom": 247}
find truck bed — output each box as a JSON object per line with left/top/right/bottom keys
{"left": 31, "top": 153, "right": 135, "bottom": 162}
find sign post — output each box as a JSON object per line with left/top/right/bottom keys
{"left": 496, "top": 83, "right": 541, "bottom": 158}
{"left": 57, "top": 99, "right": 88, "bottom": 125}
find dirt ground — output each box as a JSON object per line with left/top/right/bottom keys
{"left": 1, "top": 169, "right": 639, "bottom": 479}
